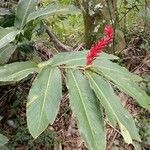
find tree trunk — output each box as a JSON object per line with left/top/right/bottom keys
{"left": 77, "top": 0, "right": 120, "bottom": 51}
{"left": 78, "top": 0, "right": 103, "bottom": 48}
{"left": 82, "top": 11, "right": 95, "bottom": 49}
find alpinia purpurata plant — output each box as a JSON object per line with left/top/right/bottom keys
{"left": 0, "top": 1, "right": 150, "bottom": 149}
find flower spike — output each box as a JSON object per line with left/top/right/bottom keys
{"left": 86, "top": 25, "right": 113, "bottom": 65}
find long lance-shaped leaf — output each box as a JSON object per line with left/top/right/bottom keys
{"left": 66, "top": 69, "right": 106, "bottom": 150}
{"left": 92, "top": 61, "right": 150, "bottom": 111}
{"left": 0, "top": 44, "right": 17, "bottom": 64}
{"left": 38, "top": 51, "right": 119, "bottom": 68}
{"left": 14, "top": 0, "right": 38, "bottom": 29}
{"left": 0, "top": 27, "right": 20, "bottom": 49}
{"left": 27, "top": 67, "right": 62, "bottom": 138}
{"left": 0, "top": 61, "right": 39, "bottom": 82}
{"left": 85, "top": 71, "right": 141, "bottom": 144}
{"left": 0, "top": 134, "right": 8, "bottom": 146}
{"left": 93, "top": 60, "right": 142, "bottom": 82}
{"left": 85, "top": 71, "right": 117, "bottom": 127}
{"left": 26, "top": 4, "right": 79, "bottom": 24}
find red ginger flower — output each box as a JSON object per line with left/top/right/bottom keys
{"left": 86, "top": 25, "right": 113, "bottom": 65}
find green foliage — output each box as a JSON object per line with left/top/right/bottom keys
{"left": 8, "top": 128, "right": 55, "bottom": 150}
{"left": 46, "top": 13, "right": 83, "bottom": 46}
{"left": 0, "top": 50, "right": 150, "bottom": 149}
{"left": 27, "top": 67, "right": 62, "bottom": 138}
{"left": 0, "top": 44, "right": 17, "bottom": 64}
{"left": 85, "top": 72, "right": 140, "bottom": 144}
{"left": 0, "top": 134, "right": 8, "bottom": 146}
{"left": 117, "top": 0, "right": 149, "bottom": 29}
{"left": 66, "top": 69, "right": 106, "bottom": 150}
{"left": 14, "top": 0, "right": 38, "bottom": 29}
{"left": 0, "top": 0, "right": 78, "bottom": 65}
{"left": 6, "top": 115, "right": 55, "bottom": 149}
{"left": 138, "top": 118, "right": 150, "bottom": 145}
{"left": 0, "top": 61, "right": 39, "bottom": 82}
{"left": 0, "top": 0, "right": 150, "bottom": 149}
{"left": 0, "top": 27, "right": 20, "bottom": 49}
{"left": 92, "top": 60, "right": 150, "bottom": 111}
{"left": 26, "top": 4, "right": 78, "bottom": 24}
{"left": 39, "top": 50, "right": 119, "bottom": 67}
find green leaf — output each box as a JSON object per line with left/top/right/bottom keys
{"left": 0, "top": 61, "right": 39, "bottom": 82}
{"left": 38, "top": 51, "right": 119, "bottom": 68}
{"left": 85, "top": 71, "right": 141, "bottom": 144}
{"left": 119, "top": 123, "right": 133, "bottom": 143}
{"left": 0, "top": 27, "right": 20, "bottom": 49}
{"left": 93, "top": 61, "right": 150, "bottom": 111}
{"left": 109, "top": 74, "right": 150, "bottom": 111}
{"left": 14, "top": 0, "right": 38, "bottom": 29}
{"left": 49, "top": 51, "right": 86, "bottom": 66}
{"left": 101, "top": 53, "right": 119, "bottom": 60}
{"left": 93, "top": 60, "right": 142, "bottom": 82}
{"left": 0, "top": 134, "right": 8, "bottom": 146}
{"left": 0, "top": 146, "right": 9, "bottom": 150}
{"left": 0, "top": 44, "right": 17, "bottom": 64}
{"left": 66, "top": 69, "right": 106, "bottom": 150}
{"left": 27, "top": 67, "right": 62, "bottom": 138}
{"left": 85, "top": 71, "right": 117, "bottom": 126}
{"left": 26, "top": 4, "right": 79, "bottom": 24}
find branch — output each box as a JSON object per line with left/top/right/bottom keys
{"left": 44, "top": 24, "right": 73, "bottom": 52}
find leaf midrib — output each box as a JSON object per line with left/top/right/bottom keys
{"left": 0, "top": 45, "right": 16, "bottom": 57}
{"left": 86, "top": 72, "right": 118, "bottom": 120}
{"left": 0, "top": 30, "right": 16, "bottom": 40}
{"left": 37, "top": 68, "right": 53, "bottom": 133}
{"left": 87, "top": 72, "right": 130, "bottom": 122}
{"left": 70, "top": 70, "right": 97, "bottom": 149}
{"left": 95, "top": 65, "right": 132, "bottom": 78}
{"left": 0, "top": 67, "right": 36, "bottom": 81}
{"left": 52, "top": 57, "right": 85, "bottom": 66}
{"left": 20, "top": 0, "right": 32, "bottom": 28}
{"left": 0, "top": 30, "right": 19, "bottom": 47}
{"left": 27, "top": 7, "right": 68, "bottom": 22}
{"left": 86, "top": 72, "right": 137, "bottom": 141}
{"left": 99, "top": 71, "right": 150, "bottom": 110}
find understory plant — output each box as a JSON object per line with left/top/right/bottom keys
{"left": 0, "top": 0, "right": 150, "bottom": 150}
{"left": 0, "top": 0, "right": 77, "bottom": 146}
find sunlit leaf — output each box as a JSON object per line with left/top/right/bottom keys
{"left": 27, "top": 4, "right": 79, "bottom": 24}
{"left": 38, "top": 51, "right": 119, "bottom": 68}
{"left": 0, "top": 61, "right": 39, "bottom": 82}
{"left": 93, "top": 60, "right": 150, "bottom": 111}
{"left": 93, "top": 60, "right": 142, "bottom": 81}
{"left": 14, "top": 0, "right": 38, "bottom": 29}
{"left": 85, "top": 71, "right": 141, "bottom": 144}
{"left": 27, "top": 67, "right": 62, "bottom": 138}
{"left": 0, "top": 44, "right": 17, "bottom": 64}
{"left": 0, "top": 134, "right": 8, "bottom": 146}
{"left": 0, "top": 27, "right": 20, "bottom": 49}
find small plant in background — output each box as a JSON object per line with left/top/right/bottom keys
{"left": 0, "top": 0, "right": 150, "bottom": 150}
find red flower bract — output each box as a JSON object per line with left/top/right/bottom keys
{"left": 86, "top": 25, "right": 113, "bottom": 65}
